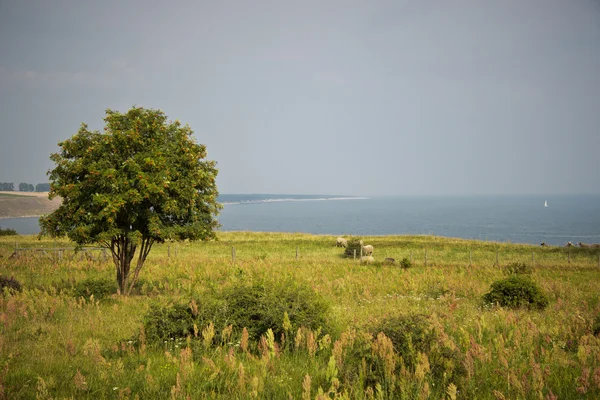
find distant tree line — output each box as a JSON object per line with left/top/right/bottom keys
{"left": 19, "top": 183, "right": 35, "bottom": 192}
{"left": 0, "top": 182, "right": 51, "bottom": 192}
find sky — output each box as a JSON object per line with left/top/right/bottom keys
{"left": 1, "top": 0, "right": 599, "bottom": 196}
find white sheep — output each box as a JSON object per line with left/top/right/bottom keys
{"left": 360, "top": 255, "right": 375, "bottom": 264}
{"left": 336, "top": 237, "right": 348, "bottom": 247}
{"left": 362, "top": 245, "right": 374, "bottom": 256}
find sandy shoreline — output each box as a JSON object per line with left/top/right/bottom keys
{"left": 0, "top": 192, "right": 60, "bottom": 219}
{"left": 0, "top": 191, "right": 50, "bottom": 197}
{"left": 0, "top": 215, "right": 43, "bottom": 220}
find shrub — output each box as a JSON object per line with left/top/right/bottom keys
{"left": 142, "top": 279, "right": 331, "bottom": 346}
{"left": 222, "top": 280, "right": 330, "bottom": 341}
{"left": 0, "top": 276, "right": 22, "bottom": 293}
{"left": 399, "top": 257, "right": 412, "bottom": 269}
{"left": 502, "top": 262, "right": 532, "bottom": 275}
{"left": 483, "top": 275, "right": 548, "bottom": 309}
{"left": 343, "top": 237, "right": 363, "bottom": 258}
{"left": 370, "top": 314, "right": 465, "bottom": 384}
{"left": 0, "top": 227, "right": 17, "bottom": 236}
{"left": 144, "top": 302, "right": 197, "bottom": 344}
{"left": 73, "top": 278, "right": 116, "bottom": 300}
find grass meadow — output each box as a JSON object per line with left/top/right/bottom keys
{"left": 0, "top": 232, "right": 599, "bottom": 399}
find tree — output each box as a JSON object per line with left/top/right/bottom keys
{"left": 35, "top": 183, "right": 51, "bottom": 192}
{"left": 19, "top": 183, "right": 34, "bottom": 192}
{"left": 1, "top": 182, "right": 14, "bottom": 191}
{"left": 40, "top": 107, "right": 221, "bottom": 295}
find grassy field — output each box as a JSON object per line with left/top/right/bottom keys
{"left": 1, "top": 232, "right": 599, "bottom": 399}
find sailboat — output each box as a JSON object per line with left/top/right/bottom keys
{"left": 544, "top": 200, "right": 548, "bottom": 208}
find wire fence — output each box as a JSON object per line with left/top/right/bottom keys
{"left": 8, "top": 242, "right": 600, "bottom": 269}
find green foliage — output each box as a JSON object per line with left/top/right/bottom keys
{"left": 0, "top": 226, "right": 17, "bottom": 236}
{"left": 343, "top": 237, "right": 363, "bottom": 258}
{"left": 144, "top": 302, "right": 197, "bottom": 344}
{"left": 400, "top": 257, "right": 412, "bottom": 269}
{"left": 502, "top": 262, "right": 532, "bottom": 275}
{"left": 1, "top": 182, "right": 14, "bottom": 191}
{"left": 40, "top": 106, "right": 221, "bottom": 295}
{"left": 18, "top": 183, "right": 34, "bottom": 192}
{"left": 73, "top": 277, "right": 116, "bottom": 299}
{"left": 483, "top": 275, "right": 549, "bottom": 309}
{"left": 35, "top": 183, "right": 50, "bottom": 192}
{"left": 371, "top": 314, "right": 465, "bottom": 382}
{"left": 221, "top": 281, "right": 330, "bottom": 341}
{"left": 142, "top": 280, "right": 331, "bottom": 345}
{"left": 0, "top": 276, "right": 22, "bottom": 293}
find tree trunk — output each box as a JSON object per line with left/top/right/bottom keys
{"left": 112, "top": 236, "right": 137, "bottom": 295}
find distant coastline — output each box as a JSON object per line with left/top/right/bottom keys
{"left": 220, "top": 195, "right": 368, "bottom": 205}
{"left": 0, "top": 191, "right": 59, "bottom": 219}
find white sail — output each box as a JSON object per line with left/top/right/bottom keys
{"left": 544, "top": 200, "right": 548, "bottom": 207}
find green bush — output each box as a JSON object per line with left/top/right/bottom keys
{"left": 73, "top": 277, "right": 116, "bottom": 299}
{"left": 502, "top": 262, "right": 532, "bottom": 275}
{"left": 370, "top": 314, "right": 465, "bottom": 386}
{"left": 222, "top": 280, "right": 330, "bottom": 341}
{"left": 343, "top": 237, "right": 363, "bottom": 258}
{"left": 399, "top": 257, "right": 412, "bottom": 269}
{"left": 142, "top": 279, "right": 331, "bottom": 346}
{"left": 0, "top": 276, "right": 22, "bottom": 293}
{"left": 144, "top": 302, "right": 197, "bottom": 344}
{"left": 483, "top": 275, "right": 548, "bottom": 309}
{"left": 0, "top": 227, "right": 17, "bottom": 236}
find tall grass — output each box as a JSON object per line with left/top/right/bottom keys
{"left": 0, "top": 232, "right": 599, "bottom": 398}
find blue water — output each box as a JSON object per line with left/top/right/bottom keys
{"left": 2, "top": 194, "right": 600, "bottom": 246}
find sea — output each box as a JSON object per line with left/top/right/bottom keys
{"left": 2, "top": 194, "right": 600, "bottom": 246}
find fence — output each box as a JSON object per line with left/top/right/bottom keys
{"left": 7, "top": 242, "right": 600, "bottom": 268}
{"left": 9, "top": 243, "right": 108, "bottom": 262}
{"left": 221, "top": 245, "right": 600, "bottom": 268}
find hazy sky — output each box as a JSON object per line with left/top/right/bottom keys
{"left": 1, "top": 0, "right": 599, "bottom": 196}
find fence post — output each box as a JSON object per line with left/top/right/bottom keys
{"left": 353, "top": 249, "right": 356, "bottom": 261}
{"left": 531, "top": 251, "right": 534, "bottom": 265}
{"left": 495, "top": 250, "right": 499, "bottom": 266}
{"left": 568, "top": 251, "right": 570, "bottom": 264}
{"left": 168, "top": 244, "right": 171, "bottom": 258}
{"left": 175, "top": 244, "right": 178, "bottom": 258}
{"left": 424, "top": 250, "right": 427, "bottom": 266}
{"left": 296, "top": 246, "right": 299, "bottom": 260}
{"left": 469, "top": 249, "right": 472, "bottom": 267}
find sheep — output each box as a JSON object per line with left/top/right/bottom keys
{"left": 360, "top": 256, "right": 375, "bottom": 264}
{"left": 565, "top": 242, "right": 574, "bottom": 247}
{"left": 579, "top": 242, "right": 600, "bottom": 249}
{"left": 362, "top": 245, "right": 374, "bottom": 256}
{"left": 336, "top": 237, "right": 348, "bottom": 248}
{"left": 540, "top": 242, "right": 547, "bottom": 247}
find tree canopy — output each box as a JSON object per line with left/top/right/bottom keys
{"left": 40, "top": 107, "right": 221, "bottom": 294}
{"left": 19, "top": 183, "right": 34, "bottom": 192}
